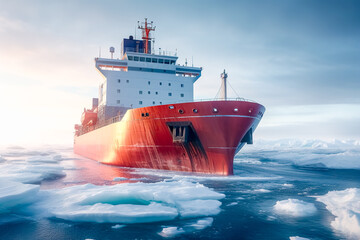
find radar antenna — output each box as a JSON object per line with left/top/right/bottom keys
{"left": 138, "top": 18, "right": 156, "bottom": 54}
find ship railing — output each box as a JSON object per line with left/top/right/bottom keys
{"left": 124, "top": 47, "right": 177, "bottom": 57}
{"left": 174, "top": 97, "right": 258, "bottom": 104}
{"left": 77, "top": 115, "right": 123, "bottom": 136}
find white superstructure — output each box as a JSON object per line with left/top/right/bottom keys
{"left": 92, "top": 19, "right": 203, "bottom": 122}
{"left": 96, "top": 52, "right": 201, "bottom": 109}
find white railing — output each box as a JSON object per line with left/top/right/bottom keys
{"left": 174, "top": 97, "right": 258, "bottom": 104}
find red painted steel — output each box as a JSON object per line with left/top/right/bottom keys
{"left": 74, "top": 101, "right": 265, "bottom": 175}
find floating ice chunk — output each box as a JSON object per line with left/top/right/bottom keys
{"left": 177, "top": 199, "right": 222, "bottom": 218}
{"left": 0, "top": 180, "right": 39, "bottom": 213}
{"left": 158, "top": 226, "right": 185, "bottom": 238}
{"left": 188, "top": 217, "right": 213, "bottom": 230}
{"left": 52, "top": 202, "right": 178, "bottom": 223}
{"left": 254, "top": 189, "right": 271, "bottom": 193}
{"left": 274, "top": 199, "right": 317, "bottom": 217}
{"left": 226, "top": 202, "right": 238, "bottom": 207}
{"left": 283, "top": 183, "right": 294, "bottom": 188}
{"left": 39, "top": 180, "right": 224, "bottom": 224}
{"left": 111, "top": 224, "right": 125, "bottom": 229}
{"left": 241, "top": 139, "right": 360, "bottom": 170}
{"left": 0, "top": 154, "right": 65, "bottom": 184}
{"left": 129, "top": 177, "right": 148, "bottom": 181}
{"left": 113, "top": 177, "right": 128, "bottom": 181}
{"left": 317, "top": 188, "right": 360, "bottom": 239}
{"left": 289, "top": 237, "right": 310, "bottom": 240}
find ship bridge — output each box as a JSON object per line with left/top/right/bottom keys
{"left": 94, "top": 19, "right": 202, "bottom": 123}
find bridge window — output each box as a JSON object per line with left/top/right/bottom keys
{"left": 140, "top": 57, "right": 145, "bottom": 62}
{"left": 152, "top": 58, "right": 157, "bottom": 63}
{"left": 159, "top": 59, "right": 164, "bottom": 64}
{"left": 164, "top": 59, "right": 170, "bottom": 64}
{"left": 134, "top": 56, "right": 139, "bottom": 61}
{"left": 128, "top": 56, "right": 133, "bottom": 60}
{"left": 170, "top": 60, "right": 175, "bottom": 64}
{"left": 146, "top": 58, "right": 151, "bottom": 62}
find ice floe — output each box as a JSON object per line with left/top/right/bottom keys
{"left": 111, "top": 224, "right": 125, "bottom": 229}
{"left": 158, "top": 226, "right": 185, "bottom": 238}
{"left": 0, "top": 154, "right": 65, "bottom": 184}
{"left": 274, "top": 199, "right": 317, "bottom": 217}
{"left": 226, "top": 202, "right": 238, "bottom": 207}
{"left": 241, "top": 139, "right": 360, "bottom": 170}
{"left": 289, "top": 237, "right": 310, "bottom": 240}
{"left": 317, "top": 188, "right": 360, "bottom": 239}
{"left": 158, "top": 217, "right": 214, "bottom": 238}
{"left": 0, "top": 180, "right": 39, "bottom": 214}
{"left": 254, "top": 189, "right": 271, "bottom": 193}
{"left": 37, "top": 180, "right": 224, "bottom": 223}
{"left": 188, "top": 217, "right": 213, "bottom": 230}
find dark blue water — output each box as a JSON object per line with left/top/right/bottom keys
{"left": 0, "top": 144, "right": 359, "bottom": 240}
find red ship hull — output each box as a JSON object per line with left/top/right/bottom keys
{"left": 74, "top": 101, "right": 265, "bottom": 175}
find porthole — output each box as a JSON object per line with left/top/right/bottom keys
{"left": 178, "top": 109, "right": 184, "bottom": 114}
{"left": 169, "top": 106, "right": 174, "bottom": 109}
{"left": 193, "top": 109, "right": 198, "bottom": 113}
{"left": 249, "top": 109, "right": 252, "bottom": 113}
{"left": 234, "top": 108, "right": 238, "bottom": 112}
{"left": 145, "top": 113, "right": 149, "bottom": 117}
{"left": 141, "top": 113, "right": 145, "bottom": 117}
{"left": 213, "top": 108, "right": 218, "bottom": 113}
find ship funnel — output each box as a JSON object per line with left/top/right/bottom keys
{"left": 220, "top": 70, "right": 228, "bottom": 100}
{"left": 110, "top": 47, "right": 115, "bottom": 59}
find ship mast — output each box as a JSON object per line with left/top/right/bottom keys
{"left": 138, "top": 18, "right": 156, "bottom": 54}
{"left": 220, "top": 70, "right": 228, "bottom": 100}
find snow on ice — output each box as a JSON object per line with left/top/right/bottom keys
{"left": 317, "top": 188, "right": 360, "bottom": 239}
{"left": 274, "top": 199, "right": 317, "bottom": 217}
{"left": 241, "top": 139, "right": 360, "bottom": 170}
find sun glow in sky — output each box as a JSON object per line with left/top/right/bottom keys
{"left": 0, "top": 0, "right": 359, "bottom": 145}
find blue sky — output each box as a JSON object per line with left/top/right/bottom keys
{"left": 0, "top": 0, "right": 359, "bottom": 144}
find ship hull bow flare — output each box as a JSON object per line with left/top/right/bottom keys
{"left": 74, "top": 101, "right": 265, "bottom": 175}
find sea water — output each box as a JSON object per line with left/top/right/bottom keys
{"left": 0, "top": 140, "right": 359, "bottom": 240}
